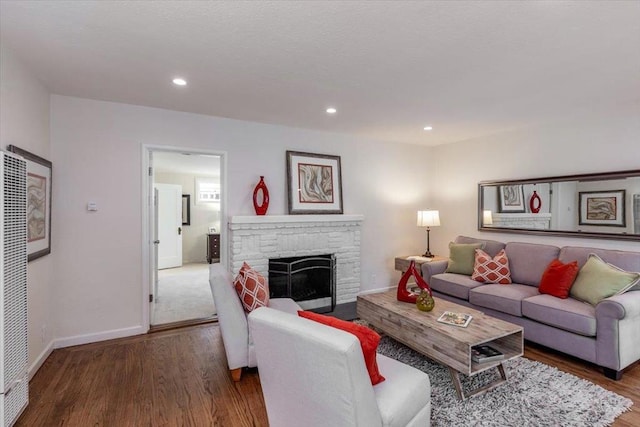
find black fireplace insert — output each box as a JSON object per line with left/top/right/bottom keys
{"left": 268, "top": 254, "right": 336, "bottom": 313}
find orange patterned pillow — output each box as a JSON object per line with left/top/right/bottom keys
{"left": 472, "top": 249, "right": 512, "bottom": 284}
{"left": 233, "top": 262, "right": 269, "bottom": 312}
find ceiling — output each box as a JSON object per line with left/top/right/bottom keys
{"left": 1, "top": 1, "right": 638, "bottom": 147}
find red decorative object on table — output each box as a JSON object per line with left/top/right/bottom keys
{"left": 253, "top": 176, "right": 270, "bottom": 215}
{"left": 397, "top": 260, "right": 432, "bottom": 303}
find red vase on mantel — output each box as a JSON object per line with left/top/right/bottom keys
{"left": 253, "top": 176, "right": 270, "bottom": 215}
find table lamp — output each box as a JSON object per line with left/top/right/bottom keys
{"left": 417, "top": 210, "right": 440, "bottom": 257}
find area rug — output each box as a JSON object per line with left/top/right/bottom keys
{"left": 377, "top": 336, "right": 633, "bottom": 427}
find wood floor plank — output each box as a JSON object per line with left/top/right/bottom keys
{"left": 15, "top": 323, "right": 639, "bottom": 426}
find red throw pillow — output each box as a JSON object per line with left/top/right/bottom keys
{"left": 233, "top": 262, "right": 269, "bottom": 312}
{"left": 471, "top": 249, "right": 512, "bottom": 284}
{"left": 538, "top": 259, "right": 579, "bottom": 299}
{"left": 298, "top": 311, "right": 385, "bottom": 385}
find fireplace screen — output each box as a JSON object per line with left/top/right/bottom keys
{"left": 268, "top": 254, "right": 336, "bottom": 313}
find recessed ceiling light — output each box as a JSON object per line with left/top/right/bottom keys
{"left": 172, "top": 78, "right": 187, "bottom": 86}
{"left": 326, "top": 107, "right": 337, "bottom": 114}
{"left": 423, "top": 126, "right": 433, "bottom": 131}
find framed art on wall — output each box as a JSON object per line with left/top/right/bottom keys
{"left": 182, "top": 194, "right": 191, "bottom": 225}
{"left": 579, "top": 190, "right": 626, "bottom": 227}
{"left": 286, "top": 151, "right": 343, "bottom": 214}
{"left": 7, "top": 145, "right": 53, "bottom": 261}
{"left": 498, "top": 184, "right": 525, "bottom": 213}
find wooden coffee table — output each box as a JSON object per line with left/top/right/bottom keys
{"left": 357, "top": 290, "right": 523, "bottom": 400}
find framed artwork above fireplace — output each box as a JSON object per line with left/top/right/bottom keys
{"left": 286, "top": 151, "right": 343, "bottom": 214}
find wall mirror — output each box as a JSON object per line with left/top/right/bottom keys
{"left": 478, "top": 170, "right": 640, "bottom": 241}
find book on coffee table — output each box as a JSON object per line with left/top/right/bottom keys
{"left": 471, "top": 344, "right": 504, "bottom": 363}
{"left": 437, "top": 311, "right": 473, "bottom": 328}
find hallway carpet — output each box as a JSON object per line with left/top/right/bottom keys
{"left": 152, "top": 263, "right": 216, "bottom": 325}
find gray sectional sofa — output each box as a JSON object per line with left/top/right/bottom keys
{"left": 422, "top": 235, "right": 640, "bottom": 380}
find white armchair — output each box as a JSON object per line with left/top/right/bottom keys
{"left": 248, "top": 307, "right": 431, "bottom": 427}
{"left": 209, "top": 264, "right": 301, "bottom": 381}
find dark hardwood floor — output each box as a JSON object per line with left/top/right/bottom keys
{"left": 16, "top": 323, "right": 640, "bottom": 426}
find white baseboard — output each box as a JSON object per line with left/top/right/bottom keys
{"left": 53, "top": 325, "right": 148, "bottom": 349}
{"left": 29, "top": 341, "right": 54, "bottom": 379}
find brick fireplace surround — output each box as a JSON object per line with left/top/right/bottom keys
{"left": 228, "top": 215, "right": 364, "bottom": 305}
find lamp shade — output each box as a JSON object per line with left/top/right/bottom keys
{"left": 417, "top": 210, "right": 440, "bottom": 227}
{"left": 483, "top": 210, "right": 493, "bottom": 225}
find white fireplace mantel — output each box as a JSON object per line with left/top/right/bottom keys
{"left": 229, "top": 214, "right": 364, "bottom": 225}
{"left": 228, "top": 214, "right": 364, "bottom": 305}
{"left": 490, "top": 213, "right": 552, "bottom": 230}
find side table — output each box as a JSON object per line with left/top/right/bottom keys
{"left": 395, "top": 255, "right": 447, "bottom": 275}
{"left": 207, "top": 233, "right": 221, "bottom": 264}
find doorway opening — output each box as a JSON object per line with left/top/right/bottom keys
{"left": 143, "top": 147, "right": 226, "bottom": 331}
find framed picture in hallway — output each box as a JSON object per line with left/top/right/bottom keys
{"left": 7, "top": 144, "right": 53, "bottom": 261}
{"left": 286, "top": 151, "right": 343, "bottom": 214}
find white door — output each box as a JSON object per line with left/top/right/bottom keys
{"left": 155, "top": 183, "right": 183, "bottom": 269}
{"left": 153, "top": 187, "right": 160, "bottom": 300}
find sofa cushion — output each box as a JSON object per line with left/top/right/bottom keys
{"left": 569, "top": 254, "right": 640, "bottom": 306}
{"left": 446, "top": 242, "right": 484, "bottom": 275}
{"left": 560, "top": 246, "right": 640, "bottom": 291}
{"left": 430, "top": 273, "right": 485, "bottom": 300}
{"left": 471, "top": 248, "right": 512, "bottom": 284}
{"left": 454, "top": 235, "right": 506, "bottom": 257}
{"left": 522, "top": 294, "right": 596, "bottom": 337}
{"left": 234, "top": 262, "right": 269, "bottom": 312}
{"left": 538, "top": 259, "right": 580, "bottom": 299}
{"left": 469, "top": 284, "right": 539, "bottom": 317}
{"left": 505, "top": 242, "right": 560, "bottom": 286}
{"left": 298, "top": 310, "right": 385, "bottom": 385}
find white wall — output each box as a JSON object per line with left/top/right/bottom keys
{"left": 428, "top": 101, "right": 640, "bottom": 255}
{"left": 32, "top": 81, "right": 640, "bottom": 350}
{"left": 0, "top": 45, "right": 54, "bottom": 374}
{"left": 50, "top": 95, "right": 432, "bottom": 342}
{"left": 155, "top": 171, "right": 221, "bottom": 263}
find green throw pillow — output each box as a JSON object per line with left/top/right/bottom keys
{"left": 569, "top": 254, "right": 640, "bottom": 306}
{"left": 445, "top": 242, "right": 484, "bottom": 276}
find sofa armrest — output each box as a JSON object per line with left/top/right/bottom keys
{"left": 596, "top": 291, "right": 640, "bottom": 320}
{"left": 421, "top": 260, "right": 448, "bottom": 284}
{"left": 595, "top": 291, "right": 640, "bottom": 370}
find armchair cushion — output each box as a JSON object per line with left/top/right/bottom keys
{"left": 298, "top": 310, "right": 385, "bottom": 385}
